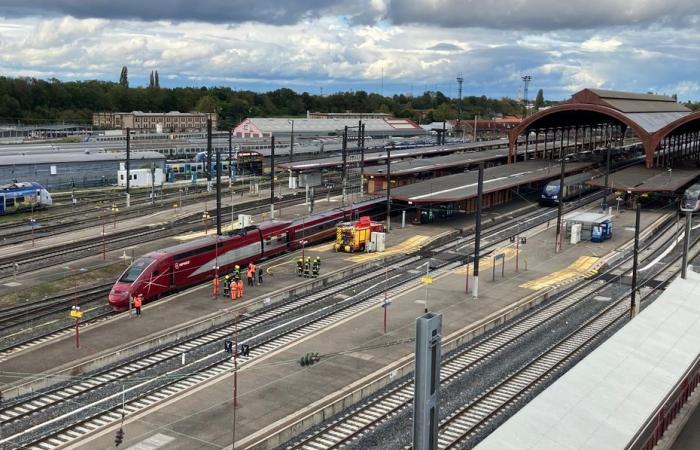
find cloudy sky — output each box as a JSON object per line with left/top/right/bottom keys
{"left": 1, "top": 0, "right": 699, "bottom": 100}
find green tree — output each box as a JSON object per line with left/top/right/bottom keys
{"left": 195, "top": 95, "right": 219, "bottom": 113}
{"left": 119, "top": 66, "right": 129, "bottom": 88}
{"left": 149, "top": 71, "right": 154, "bottom": 88}
{"left": 534, "top": 88, "right": 544, "bottom": 109}
{"left": 154, "top": 70, "right": 160, "bottom": 88}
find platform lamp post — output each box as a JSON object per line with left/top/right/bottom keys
{"left": 111, "top": 203, "right": 118, "bottom": 229}
{"left": 270, "top": 136, "right": 276, "bottom": 219}
{"left": 125, "top": 127, "right": 131, "bottom": 208}
{"left": 216, "top": 148, "right": 222, "bottom": 236}
{"left": 101, "top": 211, "right": 106, "bottom": 260}
{"left": 29, "top": 217, "right": 36, "bottom": 248}
{"left": 630, "top": 202, "right": 641, "bottom": 319}
{"left": 682, "top": 210, "right": 692, "bottom": 279}
{"left": 202, "top": 207, "right": 211, "bottom": 235}
{"left": 386, "top": 143, "right": 393, "bottom": 232}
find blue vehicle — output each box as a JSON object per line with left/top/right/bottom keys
{"left": 539, "top": 172, "right": 596, "bottom": 206}
{"left": 0, "top": 182, "right": 53, "bottom": 215}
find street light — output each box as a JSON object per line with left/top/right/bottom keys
{"left": 203, "top": 209, "right": 211, "bottom": 235}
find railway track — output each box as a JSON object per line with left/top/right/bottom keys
{"left": 280, "top": 210, "right": 679, "bottom": 450}
{"left": 0, "top": 197, "right": 575, "bottom": 450}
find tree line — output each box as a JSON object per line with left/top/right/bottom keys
{"left": 0, "top": 74, "right": 548, "bottom": 129}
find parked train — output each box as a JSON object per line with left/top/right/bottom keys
{"left": 0, "top": 182, "right": 52, "bottom": 215}
{"left": 108, "top": 198, "right": 384, "bottom": 310}
{"left": 539, "top": 172, "right": 596, "bottom": 206}
{"left": 681, "top": 183, "right": 700, "bottom": 212}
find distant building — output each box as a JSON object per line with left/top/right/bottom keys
{"left": 306, "top": 111, "right": 392, "bottom": 120}
{"left": 233, "top": 117, "right": 423, "bottom": 139}
{"left": 460, "top": 116, "right": 522, "bottom": 140}
{"left": 93, "top": 111, "right": 217, "bottom": 132}
{"left": 0, "top": 151, "right": 165, "bottom": 189}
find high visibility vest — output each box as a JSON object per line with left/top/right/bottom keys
{"left": 134, "top": 296, "right": 142, "bottom": 308}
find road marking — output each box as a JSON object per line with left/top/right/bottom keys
{"left": 125, "top": 433, "right": 175, "bottom": 450}
{"left": 520, "top": 256, "right": 601, "bottom": 290}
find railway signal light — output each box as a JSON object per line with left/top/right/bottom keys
{"left": 115, "top": 427, "right": 124, "bottom": 446}
{"left": 299, "top": 352, "right": 320, "bottom": 367}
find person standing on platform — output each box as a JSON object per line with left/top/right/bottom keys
{"left": 236, "top": 278, "right": 244, "bottom": 299}
{"left": 247, "top": 262, "right": 256, "bottom": 287}
{"left": 258, "top": 266, "right": 263, "bottom": 285}
{"left": 134, "top": 293, "right": 143, "bottom": 317}
{"left": 234, "top": 264, "right": 241, "bottom": 280}
{"left": 304, "top": 257, "right": 311, "bottom": 278}
{"left": 213, "top": 273, "right": 220, "bottom": 297}
{"left": 297, "top": 258, "right": 303, "bottom": 277}
{"left": 223, "top": 274, "right": 231, "bottom": 297}
{"left": 312, "top": 257, "right": 319, "bottom": 278}
{"left": 230, "top": 280, "right": 237, "bottom": 300}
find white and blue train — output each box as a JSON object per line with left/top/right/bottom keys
{"left": 539, "top": 172, "right": 596, "bottom": 206}
{"left": 0, "top": 182, "right": 53, "bottom": 215}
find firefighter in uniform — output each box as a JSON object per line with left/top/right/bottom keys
{"left": 312, "top": 257, "right": 320, "bottom": 278}
{"left": 223, "top": 274, "right": 231, "bottom": 297}
{"left": 296, "top": 258, "right": 304, "bottom": 276}
{"left": 303, "top": 257, "right": 311, "bottom": 278}
{"left": 234, "top": 264, "right": 241, "bottom": 280}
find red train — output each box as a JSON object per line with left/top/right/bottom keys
{"left": 108, "top": 199, "right": 384, "bottom": 311}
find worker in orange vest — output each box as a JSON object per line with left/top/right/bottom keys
{"left": 213, "top": 273, "right": 220, "bottom": 297}
{"left": 236, "top": 278, "right": 244, "bottom": 299}
{"left": 247, "top": 263, "right": 255, "bottom": 287}
{"left": 133, "top": 293, "right": 143, "bottom": 317}
{"left": 230, "top": 280, "right": 237, "bottom": 300}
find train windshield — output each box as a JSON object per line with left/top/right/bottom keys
{"left": 544, "top": 183, "right": 560, "bottom": 195}
{"left": 683, "top": 187, "right": 700, "bottom": 203}
{"left": 120, "top": 257, "right": 155, "bottom": 283}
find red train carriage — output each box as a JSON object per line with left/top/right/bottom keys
{"left": 109, "top": 198, "right": 384, "bottom": 311}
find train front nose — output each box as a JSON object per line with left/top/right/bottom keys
{"left": 108, "top": 284, "right": 131, "bottom": 311}
{"left": 41, "top": 189, "right": 53, "bottom": 206}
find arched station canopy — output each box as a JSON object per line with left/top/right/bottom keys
{"left": 509, "top": 88, "right": 699, "bottom": 168}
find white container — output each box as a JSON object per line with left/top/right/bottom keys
{"left": 371, "top": 231, "right": 386, "bottom": 252}
{"left": 570, "top": 223, "right": 582, "bottom": 244}
{"left": 238, "top": 214, "right": 252, "bottom": 227}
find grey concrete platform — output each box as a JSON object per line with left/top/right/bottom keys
{"left": 68, "top": 207, "right": 664, "bottom": 450}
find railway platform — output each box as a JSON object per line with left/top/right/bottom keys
{"left": 62, "top": 205, "right": 666, "bottom": 450}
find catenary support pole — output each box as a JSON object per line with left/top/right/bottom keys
{"left": 682, "top": 211, "right": 692, "bottom": 279}
{"left": 631, "top": 202, "right": 641, "bottom": 319}
{"left": 125, "top": 127, "right": 131, "bottom": 207}
{"left": 413, "top": 313, "right": 442, "bottom": 450}
{"left": 473, "top": 163, "right": 484, "bottom": 298}
{"left": 386, "top": 143, "right": 392, "bottom": 232}
{"left": 555, "top": 151, "right": 566, "bottom": 253}
{"left": 216, "top": 148, "right": 222, "bottom": 236}
{"left": 270, "top": 136, "right": 275, "bottom": 219}
{"left": 206, "top": 119, "right": 212, "bottom": 182}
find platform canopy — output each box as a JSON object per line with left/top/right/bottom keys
{"left": 509, "top": 88, "right": 700, "bottom": 169}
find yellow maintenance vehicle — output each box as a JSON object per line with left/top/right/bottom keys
{"left": 334, "top": 216, "right": 384, "bottom": 252}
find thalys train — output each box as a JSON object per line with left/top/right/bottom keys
{"left": 0, "top": 182, "right": 52, "bottom": 215}
{"left": 681, "top": 183, "right": 700, "bottom": 212}
{"left": 108, "top": 198, "right": 384, "bottom": 310}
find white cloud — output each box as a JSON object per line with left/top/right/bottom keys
{"left": 581, "top": 37, "right": 622, "bottom": 52}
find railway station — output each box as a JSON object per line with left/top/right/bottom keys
{"left": 1, "top": 86, "right": 700, "bottom": 450}
{"left": 388, "top": 160, "right": 593, "bottom": 223}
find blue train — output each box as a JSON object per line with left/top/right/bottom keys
{"left": 539, "top": 172, "right": 596, "bottom": 206}
{"left": 0, "top": 182, "right": 53, "bottom": 215}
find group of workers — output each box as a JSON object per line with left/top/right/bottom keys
{"left": 296, "top": 256, "right": 322, "bottom": 278}
{"left": 213, "top": 262, "right": 264, "bottom": 300}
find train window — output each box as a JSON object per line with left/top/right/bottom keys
{"left": 120, "top": 257, "right": 155, "bottom": 282}
{"left": 5, "top": 198, "right": 14, "bottom": 207}
{"left": 153, "top": 270, "right": 160, "bottom": 276}
{"left": 16, "top": 196, "right": 24, "bottom": 203}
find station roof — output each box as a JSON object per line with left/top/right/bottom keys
{"left": 239, "top": 117, "right": 422, "bottom": 135}
{"left": 390, "top": 160, "right": 592, "bottom": 204}
{"left": 277, "top": 139, "right": 509, "bottom": 172}
{"left": 363, "top": 141, "right": 543, "bottom": 177}
{"left": 477, "top": 271, "right": 700, "bottom": 450}
{"left": 587, "top": 165, "right": 700, "bottom": 192}
{"left": 0, "top": 151, "right": 165, "bottom": 166}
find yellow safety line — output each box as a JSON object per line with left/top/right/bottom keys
{"left": 520, "top": 256, "right": 600, "bottom": 290}
{"left": 345, "top": 235, "right": 431, "bottom": 262}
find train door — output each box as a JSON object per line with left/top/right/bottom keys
{"left": 0, "top": 195, "right": 4, "bottom": 214}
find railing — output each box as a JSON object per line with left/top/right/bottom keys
{"left": 627, "top": 353, "right": 700, "bottom": 450}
